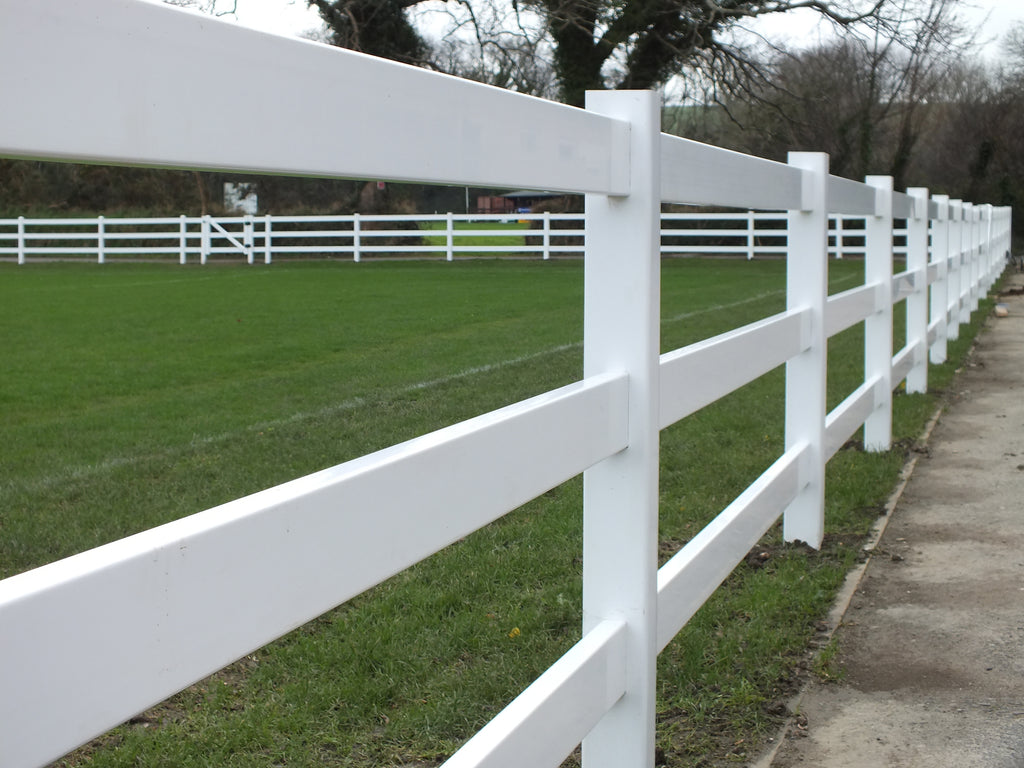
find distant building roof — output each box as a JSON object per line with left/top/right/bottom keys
{"left": 499, "top": 190, "right": 566, "bottom": 199}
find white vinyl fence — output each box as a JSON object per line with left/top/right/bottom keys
{"left": 0, "top": 210, "right": 907, "bottom": 263}
{"left": 0, "top": 3, "right": 1012, "bottom": 768}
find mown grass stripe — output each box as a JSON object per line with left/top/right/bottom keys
{"left": 4, "top": 282, "right": 798, "bottom": 502}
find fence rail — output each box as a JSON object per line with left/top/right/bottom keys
{"left": 0, "top": 210, "right": 905, "bottom": 263}
{"left": 0, "top": 2, "right": 1012, "bottom": 768}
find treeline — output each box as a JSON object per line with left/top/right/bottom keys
{"left": 0, "top": 161, "right": 470, "bottom": 218}
{"left": 662, "top": 40, "right": 1024, "bottom": 224}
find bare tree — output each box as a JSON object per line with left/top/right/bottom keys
{"left": 311, "top": 0, "right": 897, "bottom": 106}
{"left": 423, "top": 1, "right": 557, "bottom": 96}
{"left": 307, "top": 0, "right": 431, "bottom": 65}
{"left": 725, "top": 0, "right": 974, "bottom": 187}
{"left": 163, "top": 0, "right": 239, "bottom": 17}
{"left": 918, "top": 22, "right": 1024, "bottom": 212}
{"left": 531, "top": 0, "right": 892, "bottom": 106}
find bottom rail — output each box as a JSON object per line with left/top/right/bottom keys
{"left": 442, "top": 619, "right": 627, "bottom": 768}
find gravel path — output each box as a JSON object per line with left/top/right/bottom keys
{"left": 754, "top": 271, "right": 1024, "bottom": 768}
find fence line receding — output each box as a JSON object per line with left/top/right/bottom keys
{"left": 1, "top": 211, "right": 908, "bottom": 263}
{"left": 0, "top": 2, "right": 1011, "bottom": 767}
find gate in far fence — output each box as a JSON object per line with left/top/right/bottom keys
{"left": 205, "top": 216, "right": 255, "bottom": 263}
{"left": 0, "top": 3, "right": 1012, "bottom": 768}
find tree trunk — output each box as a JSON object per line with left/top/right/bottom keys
{"left": 193, "top": 171, "right": 210, "bottom": 216}
{"left": 546, "top": 2, "right": 606, "bottom": 107}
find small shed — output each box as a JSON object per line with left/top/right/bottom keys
{"left": 475, "top": 190, "right": 568, "bottom": 214}
{"left": 496, "top": 190, "right": 565, "bottom": 213}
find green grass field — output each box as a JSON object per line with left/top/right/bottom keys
{"left": 419, "top": 219, "right": 531, "bottom": 256}
{"left": 0, "top": 258, "right": 991, "bottom": 766}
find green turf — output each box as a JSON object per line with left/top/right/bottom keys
{"left": 418, "top": 219, "right": 530, "bottom": 255}
{"left": 0, "top": 258, "right": 993, "bottom": 766}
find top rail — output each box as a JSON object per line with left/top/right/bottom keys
{"left": 660, "top": 135, "right": 803, "bottom": 210}
{"left": 0, "top": 0, "right": 628, "bottom": 195}
{"left": 828, "top": 174, "right": 877, "bottom": 215}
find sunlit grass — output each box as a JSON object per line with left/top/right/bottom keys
{"left": 418, "top": 219, "right": 530, "bottom": 256}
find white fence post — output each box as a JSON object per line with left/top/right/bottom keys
{"left": 947, "top": 200, "right": 963, "bottom": 340}
{"left": 543, "top": 211, "right": 551, "bottom": 260}
{"left": 97, "top": 215, "right": 106, "bottom": 264}
{"left": 930, "top": 195, "right": 949, "bottom": 365}
{"left": 1009, "top": 209, "right": 1015, "bottom": 265}
{"left": 906, "top": 187, "right": 929, "bottom": 394}
{"left": 973, "top": 205, "right": 983, "bottom": 301}
{"left": 979, "top": 205, "right": 990, "bottom": 290}
{"left": 782, "top": 152, "right": 828, "bottom": 548}
{"left": 864, "top": 175, "right": 894, "bottom": 452}
{"left": 244, "top": 215, "right": 254, "bottom": 265}
{"left": 746, "top": 210, "right": 755, "bottom": 260}
{"left": 983, "top": 205, "right": 996, "bottom": 288}
{"left": 1003, "top": 208, "right": 1014, "bottom": 268}
{"left": 179, "top": 215, "right": 187, "bottom": 265}
{"left": 17, "top": 215, "right": 25, "bottom": 265}
{"left": 834, "top": 216, "right": 844, "bottom": 259}
{"left": 960, "top": 202, "right": 975, "bottom": 322}
{"left": 965, "top": 203, "right": 979, "bottom": 314}
{"left": 978, "top": 207, "right": 987, "bottom": 303}
{"left": 264, "top": 214, "right": 272, "bottom": 264}
{"left": 201, "top": 214, "right": 210, "bottom": 265}
{"left": 961, "top": 203, "right": 975, "bottom": 323}
{"left": 1003, "top": 208, "right": 1014, "bottom": 269}
{"left": 581, "top": 89, "right": 659, "bottom": 768}
{"left": 353, "top": 213, "right": 361, "bottom": 263}
{"left": 446, "top": 211, "right": 455, "bottom": 262}
{"left": 975, "top": 205, "right": 986, "bottom": 306}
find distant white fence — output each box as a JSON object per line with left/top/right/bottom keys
{"left": 0, "top": 210, "right": 903, "bottom": 263}
{"left": 0, "top": 3, "right": 1012, "bottom": 768}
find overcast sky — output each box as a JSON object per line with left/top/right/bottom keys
{"left": 216, "top": 0, "right": 1022, "bottom": 59}
{"left": 748, "top": 0, "right": 1022, "bottom": 58}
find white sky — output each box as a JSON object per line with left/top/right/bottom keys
{"left": 748, "top": 0, "right": 1023, "bottom": 58}
{"left": 225, "top": 0, "right": 321, "bottom": 38}
{"left": 218, "top": 0, "right": 1022, "bottom": 59}
{"left": 963, "top": 0, "right": 1024, "bottom": 57}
